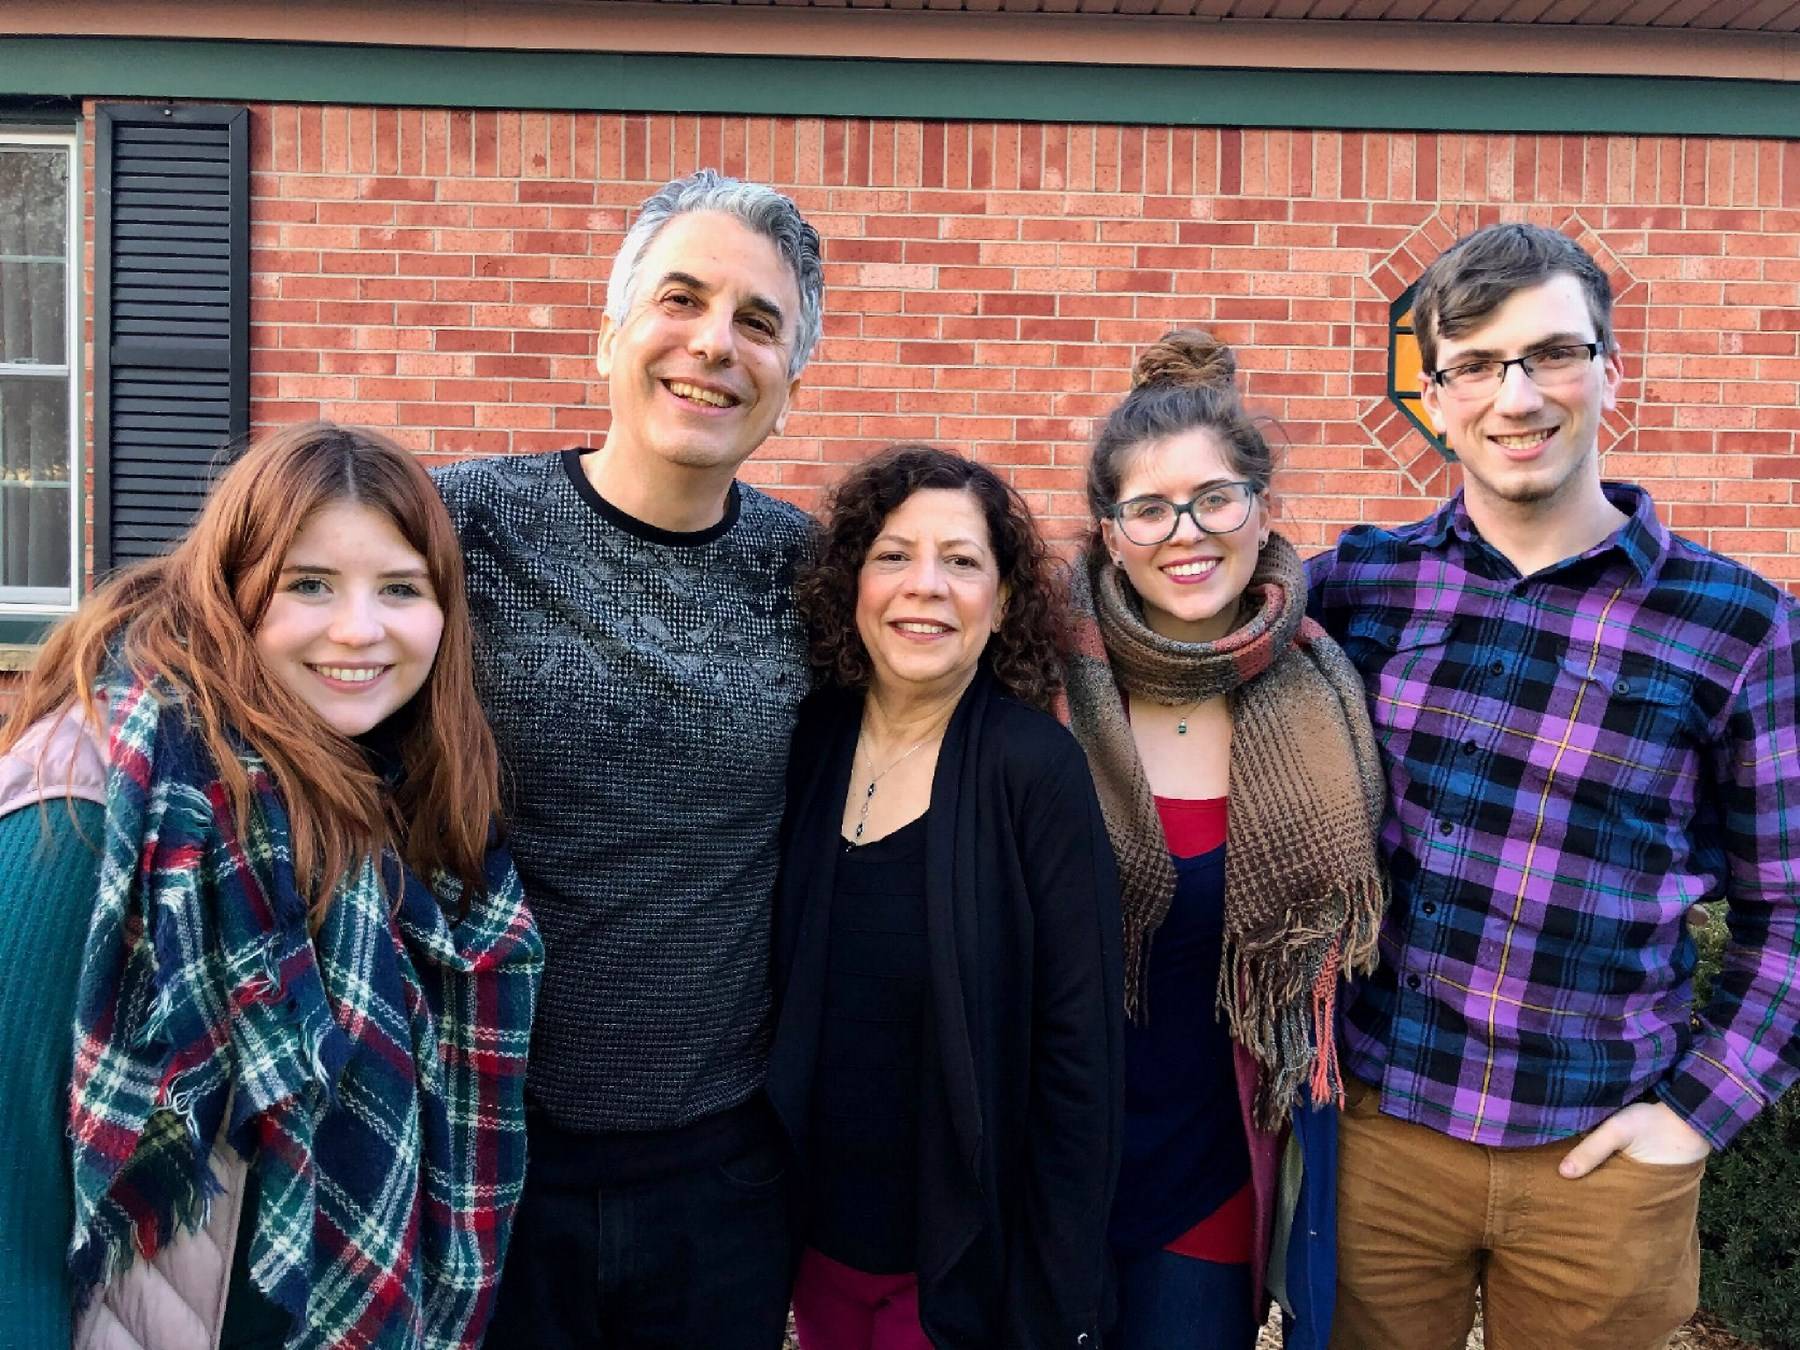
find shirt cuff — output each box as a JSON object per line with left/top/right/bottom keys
{"left": 1654, "top": 1032, "right": 1769, "bottom": 1150}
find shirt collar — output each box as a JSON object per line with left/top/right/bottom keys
{"left": 1418, "top": 494, "right": 1462, "bottom": 549}
{"left": 1601, "top": 482, "right": 1667, "bottom": 583}
{"left": 1428, "top": 482, "right": 1667, "bottom": 584}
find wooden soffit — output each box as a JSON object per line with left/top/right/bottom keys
{"left": 7, "top": 0, "right": 1800, "bottom": 80}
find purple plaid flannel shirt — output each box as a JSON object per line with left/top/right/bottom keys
{"left": 1307, "top": 484, "right": 1800, "bottom": 1149}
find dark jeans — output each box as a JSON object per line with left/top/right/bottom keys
{"left": 484, "top": 1132, "right": 793, "bottom": 1350}
{"left": 1112, "top": 1247, "right": 1257, "bottom": 1350}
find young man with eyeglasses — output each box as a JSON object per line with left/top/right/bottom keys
{"left": 1307, "top": 223, "right": 1799, "bottom": 1348}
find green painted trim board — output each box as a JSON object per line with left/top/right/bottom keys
{"left": 2, "top": 37, "right": 1797, "bottom": 136}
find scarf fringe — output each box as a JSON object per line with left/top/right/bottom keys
{"left": 69, "top": 1107, "right": 222, "bottom": 1301}
{"left": 1218, "top": 873, "right": 1384, "bottom": 1131}
{"left": 1121, "top": 911, "right": 1165, "bottom": 1024}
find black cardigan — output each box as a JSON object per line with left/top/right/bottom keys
{"left": 767, "top": 671, "right": 1125, "bottom": 1349}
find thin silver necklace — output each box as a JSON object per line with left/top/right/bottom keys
{"left": 1173, "top": 698, "right": 1206, "bottom": 736}
{"left": 1132, "top": 691, "right": 1208, "bottom": 735}
{"left": 848, "top": 735, "right": 933, "bottom": 845}
{"left": 1167, "top": 597, "right": 1245, "bottom": 734}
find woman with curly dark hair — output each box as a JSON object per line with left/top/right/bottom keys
{"left": 765, "top": 445, "right": 1124, "bottom": 1350}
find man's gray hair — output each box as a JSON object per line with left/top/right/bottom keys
{"left": 605, "top": 169, "right": 825, "bottom": 379}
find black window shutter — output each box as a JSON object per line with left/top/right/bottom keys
{"left": 93, "top": 103, "right": 249, "bottom": 574}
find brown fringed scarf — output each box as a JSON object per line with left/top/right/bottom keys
{"left": 1058, "top": 534, "right": 1386, "bottom": 1129}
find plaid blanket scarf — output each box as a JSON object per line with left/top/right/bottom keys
{"left": 67, "top": 673, "right": 542, "bottom": 1349}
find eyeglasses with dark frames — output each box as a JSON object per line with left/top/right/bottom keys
{"left": 1109, "top": 481, "right": 1260, "bottom": 547}
{"left": 1428, "top": 341, "right": 1604, "bottom": 397}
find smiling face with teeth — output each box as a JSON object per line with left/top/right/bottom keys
{"left": 1420, "top": 274, "right": 1622, "bottom": 522}
{"left": 1102, "top": 427, "right": 1269, "bottom": 645}
{"left": 596, "top": 210, "right": 803, "bottom": 499}
{"left": 855, "top": 488, "right": 1007, "bottom": 705}
{"left": 254, "top": 499, "right": 445, "bottom": 738}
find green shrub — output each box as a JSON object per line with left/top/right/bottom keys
{"left": 1693, "top": 904, "right": 1800, "bottom": 1350}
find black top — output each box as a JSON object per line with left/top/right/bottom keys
{"left": 809, "top": 813, "right": 930, "bottom": 1274}
{"left": 1109, "top": 838, "right": 1251, "bottom": 1250}
{"left": 767, "top": 672, "right": 1124, "bottom": 1349}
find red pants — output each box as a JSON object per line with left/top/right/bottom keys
{"left": 791, "top": 1247, "right": 932, "bottom": 1350}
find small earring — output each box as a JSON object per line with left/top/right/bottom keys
{"left": 1109, "top": 554, "right": 1124, "bottom": 567}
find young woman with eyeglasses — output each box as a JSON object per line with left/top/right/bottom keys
{"left": 1057, "top": 331, "right": 1387, "bottom": 1349}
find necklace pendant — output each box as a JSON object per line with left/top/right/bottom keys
{"left": 1177, "top": 718, "right": 1189, "bottom": 735}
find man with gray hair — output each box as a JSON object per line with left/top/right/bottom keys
{"left": 436, "top": 169, "right": 824, "bottom": 1347}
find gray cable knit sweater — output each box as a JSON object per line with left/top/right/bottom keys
{"left": 435, "top": 449, "right": 813, "bottom": 1133}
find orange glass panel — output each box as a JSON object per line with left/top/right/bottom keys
{"left": 1392, "top": 320, "right": 1424, "bottom": 400}
{"left": 1386, "top": 289, "right": 1447, "bottom": 457}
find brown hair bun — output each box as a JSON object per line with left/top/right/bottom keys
{"left": 1130, "top": 328, "right": 1236, "bottom": 393}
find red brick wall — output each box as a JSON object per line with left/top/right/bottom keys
{"left": 90, "top": 103, "right": 1800, "bottom": 586}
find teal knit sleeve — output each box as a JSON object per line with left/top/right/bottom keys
{"left": 0, "top": 799, "right": 105, "bottom": 1350}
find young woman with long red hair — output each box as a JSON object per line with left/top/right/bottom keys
{"left": 0, "top": 422, "right": 541, "bottom": 1350}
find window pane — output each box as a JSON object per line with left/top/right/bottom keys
{"left": 0, "top": 374, "right": 72, "bottom": 596}
{"left": 0, "top": 147, "right": 69, "bottom": 366}
{"left": 1391, "top": 332, "right": 1423, "bottom": 399}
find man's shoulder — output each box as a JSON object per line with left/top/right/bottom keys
{"left": 734, "top": 481, "right": 816, "bottom": 543}
{"left": 1304, "top": 511, "right": 1448, "bottom": 602}
{"left": 1316, "top": 513, "right": 1444, "bottom": 566}
{"left": 1652, "top": 527, "right": 1797, "bottom": 647}
{"left": 431, "top": 449, "right": 567, "bottom": 513}
{"left": 1657, "top": 527, "right": 1792, "bottom": 608}
{"left": 726, "top": 484, "right": 819, "bottom": 571}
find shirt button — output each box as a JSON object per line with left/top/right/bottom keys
{"left": 1461, "top": 740, "right": 1478, "bottom": 755}
{"left": 1614, "top": 678, "right": 1631, "bottom": 696}
{"left": 1438, "top": 820, "right": 1454, "bottom": 835}
{"left": 1422, "top": 901, "right": 1437, "bottom": 915}
{"left": 1406, "top": 974, "right": 1422, "bottom": 990}
{"left": 1488, "top": 659, "right": 1504, "bottom": 677}
{"left": 1384, "top": 633, "right": 1400, "bottom": 649}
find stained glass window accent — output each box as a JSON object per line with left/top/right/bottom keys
{"left": 1388, "top": 286, "right": 1451, "bottom": 461}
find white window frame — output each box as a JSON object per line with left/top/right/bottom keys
{"left": 0, "top": 127, "right": 82, "bottom": 617}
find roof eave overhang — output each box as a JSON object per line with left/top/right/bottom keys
{"left": 6, "top": 0, "right": 1800, "bottom": 82}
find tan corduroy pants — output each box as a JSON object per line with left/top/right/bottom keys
{"left": 1331, "top": 1076, "right": 1702, "bottom": 1350}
